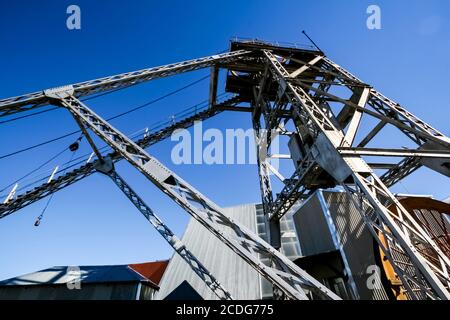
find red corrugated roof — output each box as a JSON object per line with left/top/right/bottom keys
{"left": 129, "top": 260, "right": 169, "bottom": 286}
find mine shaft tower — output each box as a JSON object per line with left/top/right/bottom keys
{"left": 0, "top": 39, "right": 449, "bottom": 300}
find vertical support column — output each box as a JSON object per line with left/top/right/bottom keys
{"left": 252, "top": 90, "right": 281, "bottom": 250}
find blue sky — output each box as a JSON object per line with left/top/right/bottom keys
{"left": 0, "top": 0, "right": 449, "bottom": 281}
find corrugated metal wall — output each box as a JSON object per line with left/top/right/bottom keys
{"left": 256, "top": 203, "right": 302, "bottom": 299}
{"left": 155, "top": 204, "right": 263, "bottom": 300}
{"left": 322, "top": 190, "right": 390, "bottom": 300}
{"left": 292, "top": 195, "right": 336, "bottom": 256}
{"left": 293, "top": 190, "right": 390, "bottom": 300}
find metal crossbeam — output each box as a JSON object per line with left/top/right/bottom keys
{"left": 52, "top": 92, "right": 340, "bottom": 300}
{"left": 380, "top": 157, "right": 422, "bottom": 188}
{"left": 338, "top": 147, "right": 450, "bottom": 158}
{"left": 268, "top": 154, "right": 316, "bottom": 221}
{"left": 0, "top": 50, "right": 251, "bottom": 117}
{"left": 101, "top": 167, "right": 233, "bottom": 300}
{"left": 357, "top": 120, "right": 387, "bottom": 147}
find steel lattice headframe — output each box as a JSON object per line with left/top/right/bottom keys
{"left": 1, "top": 39, "right": 449, "bottom": 300}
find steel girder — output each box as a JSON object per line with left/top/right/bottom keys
{"left": 267, "top": 153, "right": 316, "bottom": 221}
{"left": 0, "top": 97, "right": 243, "bottom": 219}
{"left": 0, "top": 50, "right": 251, "bottom": 118}
{"left": 50, "top": 90, "right": 340, "bottom": 300}
{"left": 251, "top": 79, "right": 280, "bottom": 248}
{"left": 337, "top": 148, "right": 450, "bottom": 158}
{"left": 260, "top": 49, "right": 450, "bottom": 299}
{"left": 251, "top": 115, "right": 277, "bottom": 245}
{"left": 101, "top": 167, "right": 233, "bottom": 300}
{"left": 380, "top": 157, "right": 422, "bottom": 188}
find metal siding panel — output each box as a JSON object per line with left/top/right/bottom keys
{"left": 293, "top": 194, "right": 337, "bottom": 256}
{"left": 292, "top": 190, "right": 390, "bottom": 300}
{"left": 155, "top": 204, "right": 262, "bottom": 300}
{"left": 323, "top": 191, "right": 390, "bottom": 300}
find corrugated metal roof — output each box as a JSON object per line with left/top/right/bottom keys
{"left": 0, "top": 261, "right": 168, "bottom": 288}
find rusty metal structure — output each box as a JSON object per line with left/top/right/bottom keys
{"left": 380, "top": 197, "right": 450, "bottom": 299}
{"left": 0, "top": 39, "right": 449, "bottom": 300}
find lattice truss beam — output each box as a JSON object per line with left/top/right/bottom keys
{"left": 247, "top": 47, "right": 450, "bottom": 300}
{"left": 101, "top": 166, "right": 233, "bottom": 300}
{"left": 0, "top": 49, "right": 250, "bottom": 218}
{"left": 0, "top": 50, "right": 251, "bottom": 117}
{"left": 1, "top": 41, "right": 449, "bottom": 300}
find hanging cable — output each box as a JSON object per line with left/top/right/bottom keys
{"left": 34, "top": 191, "right": 54, "bottom": 227}
{"left": 0, "top": 107, "right": 59, "bottom": 125}
{"left": 0, "top": 146, "right": 68, "bottom": 193}
{"left": 106, "top": 75, "right": 209, "bottom": 121}
{"left": 0, "top": 87, "right": 125, "bottom": 126}
{"left": 0, "top": 92, "right": 232, "bottom": 199}
{"left": 34, "top": 134, "right": 83, "bottom": 227}
{"left": 0, "top": 75, "right": 210, "bottom": 161}
{"left": 0, "top": 131, "right": 79, "bottom": 160}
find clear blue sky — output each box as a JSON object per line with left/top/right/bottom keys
{"left": 0, "top": 0, "right": 449, "bottom": 281}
